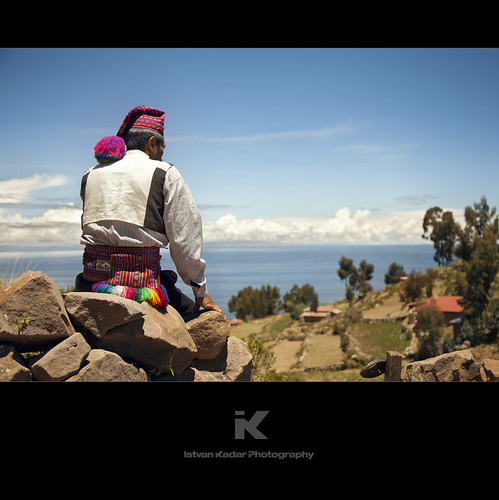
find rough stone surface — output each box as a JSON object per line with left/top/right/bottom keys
{"left": 168, "top": 367, "right": 230, "bottom": 381}
{"left": 30, "top": 332, "right": 91, "bottom": 381}
{"left": 185, "top": 310, "right": 231, "bottom": 359}
{"left": 63, "top": 292, "right": 147, "bottom": 338}
{"left": 0, "top": 271, "right": 75, "bottom": 348}
{"left": 190, "top": 335, "right": 253, "bottom": 381}
{"left": 224, "top": 336, "right": 253, "bottom": 381}
{"left": 0, "top": 344, "right": 32, "bottom": 381}
{"left": 0, "top": 271, "right": 253, "bottom": 382}
{"left": 66, "top": 349, "right": 149, "bottom": 382}
{"left": 481, "top": 358, "right": 499, "bottom": 381}
{"left": 402, "top": 349, "right": 480, "bottom": 381}
{"left": 92, "top": 302, "right": 197, "bottom": 374}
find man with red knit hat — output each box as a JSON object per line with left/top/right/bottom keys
{"left": 75, "top": 105, "right": 225, "bottom": 318}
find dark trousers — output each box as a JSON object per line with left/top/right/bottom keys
{"left": 74, "top": 269, "right": 196, "bottom": 319}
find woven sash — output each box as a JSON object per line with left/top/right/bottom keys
{"left": 82, "top": 245, "right": 168, "bottom": 309}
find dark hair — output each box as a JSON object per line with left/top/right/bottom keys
{"left": 123, "top": 127, "right": 165, "bottom": 151}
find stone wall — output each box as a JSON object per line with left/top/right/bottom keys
{"left": 0, "top": 271, "right": 253, "bottom": 382}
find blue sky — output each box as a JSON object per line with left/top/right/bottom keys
{"left": 1, "top": 47, "right": 498, "bottom": 247}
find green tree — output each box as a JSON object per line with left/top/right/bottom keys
{"left": 358, "top": 259, "right": 374, "bottom": 297}
{"left": 422, "top": 206, "right": 460, "bottom": 266}
{"left": 228, "top": 284, "right": 281, "bottom": 320}
{"left": 453, "top": 196, "right": 499, "bottom": 329}
{"left": 283, "top": 283, "right": 319, "bottom": 316}
{"left": 384, "top": 262, "right": 407, "bottom": 285}
{"left": 399, "top": 269, "right": 426, "bottom": 303}
{"left": 413, "top": 299, "right": 445, "bottom": 359}
{"left": 456, "top": 195, "right": 499, "bottom": 261}
{"left": 337, "top": 256, "right": 374, "bottom": 302}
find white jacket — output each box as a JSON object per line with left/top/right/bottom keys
{"left": 80, "top": 149, "right": 207, "bottom": 298}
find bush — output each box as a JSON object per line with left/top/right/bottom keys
{"left": 413, "top": 300, "right": 445, "bottom": 359}
{"left": 228, "top": 284, "right": 281, "bottom": 320}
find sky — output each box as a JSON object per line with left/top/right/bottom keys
{"left": 1, "top": 47, "right": 499, "bottom": 249}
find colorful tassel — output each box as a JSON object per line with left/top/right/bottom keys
{"left": 93, "top": 135, "right": 126, "bottom": 164}
{"left": 92, "top": 281, "right": 169, "bottom": 310}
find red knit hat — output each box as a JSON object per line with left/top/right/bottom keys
{"left": 117, "top": 105, "right": 165, "bottom": 137}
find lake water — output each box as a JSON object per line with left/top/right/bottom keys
{"left": 0, "top": 243, "right": 436, "bottom": 321}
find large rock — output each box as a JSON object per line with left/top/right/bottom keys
{"left": 0, "top": 271, "right": 75, "bottom": 348}
{"left": 64, "top": 292, "right": 147, "bottom": 337}
{"left": 480, "top": 358, "right": 499, "bottom": 381}
{"left": 185, "top": 310, "right": 231, "bottom": 359}
{"left": 189, "top": 336, "right": 253, "bottom": 381}
{"left": 66, "top": 349, "right": 148, "bottom": 382}
{"left": 91, "top": 302, "right": 197, "bottom": 375}
{"left": 0, "top": 344, "right": 32, "bottom": 381}
{"left": 402, "top": 349, "right": 480, "bottom": 381}
{"left": 30, "top": 332, "right": 91, "bottom": 381}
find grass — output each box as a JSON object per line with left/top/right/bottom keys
{"left": 230, "top": 313, "right": 294, "bottom": 342}
{"left": 349, "top": 319, "right": 410, "bottom": 361}
{"left": 0, "top": 257, "right": 36, "bottom": 292}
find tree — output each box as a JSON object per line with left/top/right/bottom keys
{"left": 399, "top": 269, "right": 426, "bottom": 303}
{"left": 422, "top": 206, "right": 460, "bottom": 266}
{"left": 413, "top": 299, "right": 445, "bottom": 359}
{"left": 228, "top": 284, "right": 281, "bottom": 320}
{"left": 283, "top": 284, "right": 319, "bottom": 314}
{"left": 384, "top": 262, "right": 407, "bottom": 285}
{"left": 358, "top": 259, "right": 375, "bottom": 297}
{"left": 456, "top": 195, "right": 499, "bottom": 261}
{"left": 454, "top": 196, "right": 499, "bottom": 328}
{"left": 337, "top": 256, "right": 375, "bottom": 302}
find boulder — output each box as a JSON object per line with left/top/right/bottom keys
{"left": 0, "top": 344, "right": 32, "bottom": 381}
{"left": 66, "top": 349, "right": 148, "bottom": 382}
{"left": 401, "top": 349, "right": 480, "bottom": 381}
{"left": 30, "top": 332, "right": 91, "bottom": 381}
{"left": 0, "top": 271, "right": 75, "bottom": 348}
{"left": 185, "top": 310, "right": 231, "bottom": 359}
{"left": 63, "top": 292, "right": 147, "bottom": 337}
{"left": 480, "top": 358, "right": 499, "bottom": 381}
{"left": 190, "top": 336, "right": 253, "bottom": 381}
{"left": 91, "top": 302, "right": 197, "bottom": 375}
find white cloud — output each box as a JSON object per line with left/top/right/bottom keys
{"left": 0, "top": 205, "right": 82, "bottom": 245}
{"left": 0, "top": 204, "right": 463, "bottom": 247}
{"left": 0, "top": 174, "right": 69, "bottom": 204}
{"left": 335, "top": 143, "right": 415, "bottom": 160}
{"left": 168, "top": 124, "right": 354, "bottom": 144}
{"left": 203, "top": 208, "right": 433, "bottom": 244}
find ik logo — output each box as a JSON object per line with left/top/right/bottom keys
{"left": 234, "top": 410, "right": 269, "bottom": 440}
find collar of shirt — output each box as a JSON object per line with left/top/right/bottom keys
{"left": 124, "top": 149, "right": 150, "bottom": 159}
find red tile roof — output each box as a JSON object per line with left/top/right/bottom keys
{"left": 409, "top": 296, "right": 464, "bottom": 313}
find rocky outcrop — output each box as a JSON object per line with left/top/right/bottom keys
{"left": 401, "top": 349, "right": 499, "bottom": 382}
{"left": 0, "top": 271, "right": 74, "bottom": 347}
{"left": 185, "top": 310, "right": 231, "bottom": 359}
{"left": 63, "top": 292, "right": 146, "bottom": 337}
{"left": 0, "top": 271, "right": 253, "bottom": 382}
{"left": 84, "top": 298, "right": 198, "bottom": 375}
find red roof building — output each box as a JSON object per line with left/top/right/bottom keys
{"left": 408, "top": 296, "right": 464, "bottom": 326}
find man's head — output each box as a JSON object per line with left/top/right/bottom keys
{"left": 123, "top": 128, "right": 165, "bottom": 160}
{"left": 117, "top": 105, "right": 166, "bottom": 160}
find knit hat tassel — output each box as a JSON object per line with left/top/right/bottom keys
{"left": 92, "top": 282, "right": 169, "bottom": 310}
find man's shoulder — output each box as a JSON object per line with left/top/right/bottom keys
{"left": 157, "top": 161, "right": 183, "bottom": 183}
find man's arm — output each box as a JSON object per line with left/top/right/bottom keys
{"left": 163, "top": 169, "right": 225, "bottom": 317}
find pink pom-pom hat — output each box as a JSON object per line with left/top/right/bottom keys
{"left": 93, "top": 135, "right": 126, "bottom": 163}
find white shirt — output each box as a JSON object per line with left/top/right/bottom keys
{"left": 80, "top": 149, "right": 207, "bottom": 298}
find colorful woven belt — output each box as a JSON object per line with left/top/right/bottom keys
{"left": 82, "top": 245, "right": 168, "bottom": 309}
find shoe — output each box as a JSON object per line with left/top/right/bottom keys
{"left": 360, "top": 358, "right": 386, "bottom": 378}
